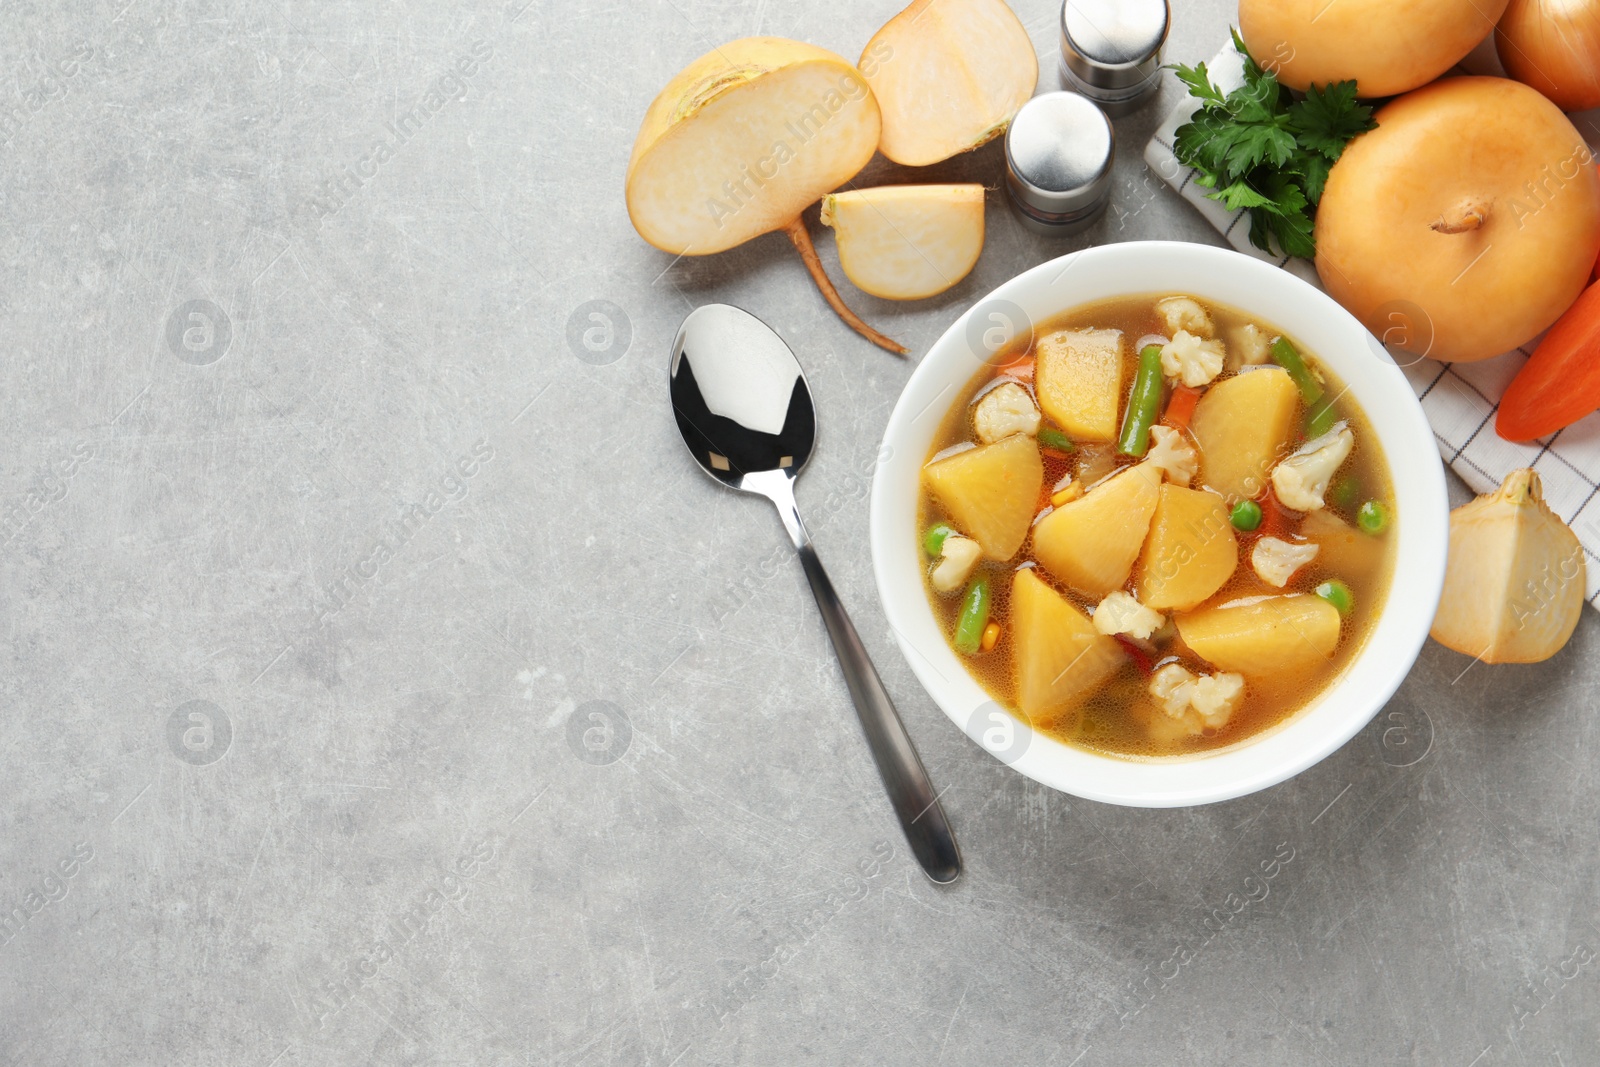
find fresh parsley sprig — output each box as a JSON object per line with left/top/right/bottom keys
{"left": 1170, "top": 30, "right": 1376, "bottom": 259}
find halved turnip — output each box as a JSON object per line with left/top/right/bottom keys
{"left": 818, "top": 184, "right": 985, "bottom": 300}
{"left": 859, "top": 0, "right": 1038, "bottom": 168}
{"left": 1316, "top": 77, "right": 1600, "bottom": 363}
{"left": 625, "top": 37, "right": 905, "bottom": 353}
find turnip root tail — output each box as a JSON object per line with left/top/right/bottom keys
{"left": 1431, "top": 199, "right": 1489, "bottom": 234}
{"left": 783, "top": 217, "right": 908, "bottom": 355}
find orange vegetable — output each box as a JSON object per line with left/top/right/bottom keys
{"left": 980, "top": 621, "right": 1001, "bottom": 652}
{"left": 1050, "top": 480, "right": 1084, "bottom": 507}
{"left": 1497, "top": 279, "right": 1600, "bottom": 441}
{"left": 997, "top": 356, "right": 1035, "bottom": 382}
{"left": 1162, "top": 384, "right": 1201, "bottom": 431}
{"left": 1113, "top": 634, "right": 1154, "bottom": 674}
{"left": 1258, "top": 487, "right": 1301, "bottom": 540}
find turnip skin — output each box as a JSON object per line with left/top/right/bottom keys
{"left": 1315, "top": 77, "right": 1600, "bottom": 364}
{"left": 1240, "top": 0, "right": 1509, "bottom": 98}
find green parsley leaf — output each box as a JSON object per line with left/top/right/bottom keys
{"left": 1287, "top": 80, "right": 1377, "bottom": 161}
{"left": 1167, "top": 30, "right": 1377, "bottom": 258}
{"left": 1222, "top": 119, "right": 1298, "bottom": 175}
{"left": 1206, "top": 179, "right": 1275, "bottom": 212}
{"left": 1230, "top": 28, "right": 1264, "bottom": 85}
{"left": 1173, "top": 109, "right": 1237, "bottom": 178}
{"left": 1170, "top": 61, "right": 1227, "bottom": 107}
{"left": 1289, "top": 152, "right": 1332, "bottom": 205}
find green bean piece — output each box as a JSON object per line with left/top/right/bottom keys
{"left": 1316, "top": 579, "right": 1354, "bottom": 616}
{"left": 1357, "top": 500, "right": 1389, "bottom": 535}
{"left": 1270, "top": 336, "right": 1325, "bottom": 406}
{"left": 1038, "top": 426, "right": 1076, "bottom": 453}
{"left": 1306, "top": 396, "right": 1340, "bottom": 439}
{"left": 1117, "top": 344, "right": 1166, "bottom": 457}
{"left": 1330, "top": 475, "right": 1361, "bottom": 511}
{"left": 1230, "top": 499, "right": 1263, "bottom": 531}
{"left": 953, "top": 575, "right": 992, "bottom": 655}
{"left": 923, "top": 522, "right": 957, "bottom": 557}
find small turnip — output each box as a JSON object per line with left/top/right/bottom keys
{"left": 1315, "top": 77, "right": 1600, "bottom": 363}
{"left": 1239, "top": 0, "right": 1509, "bottom": 97}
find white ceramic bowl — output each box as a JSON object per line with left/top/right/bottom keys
{"left": 870, "top": 241, "right": 1449, "bottom": 807}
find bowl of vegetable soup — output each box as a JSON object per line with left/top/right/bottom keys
{"left": 870, "top": 242, "right": 1448, "bottom": 806}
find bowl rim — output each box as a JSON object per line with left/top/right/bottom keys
{"left": 868, "top": 240, "right": 1449, "bottom": 808}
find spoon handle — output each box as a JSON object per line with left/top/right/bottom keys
{"left": 794, "top": 541, "right": 962, "bottom": 884}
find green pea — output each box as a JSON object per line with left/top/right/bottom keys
{"left": 1357, "top": 500, "right": 1389, "bottom": 535}
{"left": 953, "top": 575, "right": 992, "bottom": 655}
{"left": 1316, "top": 579, "right": 1354, "bottom": 616}
{"left": 1330, "top": 475, "right": 1361, "bottom": 511}
{"left": 1230, "top": 499, "right": 1263, "bottom": 532}
{"left": 923, "top": 522, "right": 957, "bottom": 557}
{"left": 1038, "top": 427, "right": 1076, "bottom": 453}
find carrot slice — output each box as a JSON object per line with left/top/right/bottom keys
{"left": 996, "top": 355, "right": 1034, "bottom": 382}
{"left": 1162, "top": 384, "right": 1201, "bottom": 431}
{"left": 1113, "top": 634, "right": 1154, "bottom": 674}
{"left": 1258, "top": 487, "right": 1301, "bottom": 540}
{"left": 1497, "top": 279, "right": 1600, "bottom": 441}
{"left": 1592, "top": 167, "right": 1599, "bottom": 284}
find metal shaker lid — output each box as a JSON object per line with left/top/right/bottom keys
{"left": 1060, "top": 0, "right": 1170, "bottom": 94}
{"left": 1004, "top": 91, "right": 1115, "bottom": 222}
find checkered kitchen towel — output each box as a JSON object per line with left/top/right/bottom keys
{"left": 1144, "top": 43, "right": 1600, "bottom": 609}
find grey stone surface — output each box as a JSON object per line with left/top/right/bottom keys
{"left": 0, "top": 0, "right": 1595, "bottom": 1064}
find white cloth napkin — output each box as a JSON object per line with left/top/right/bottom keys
{"left": 1144, "top": 44, "right": 1600, "bottom": 609}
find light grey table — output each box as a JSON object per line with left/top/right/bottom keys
{"left": 1, "top": 1, "right": 1595, "bottom": 1064}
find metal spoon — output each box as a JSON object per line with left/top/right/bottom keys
{"left": 669, "top": 304, "right": 961, "bottom": 885}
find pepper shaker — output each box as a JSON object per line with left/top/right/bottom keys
{"left": 1003, "top": 91, "right": 1115, "bottom": 237}
{"left": 1059, "top": 0, "right": 1170, "bottom": 116}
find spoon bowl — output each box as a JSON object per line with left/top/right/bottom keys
{"left": 670, "top": 304, "right": 962, "bottom": 883}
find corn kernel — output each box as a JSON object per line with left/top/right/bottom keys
{"left": 980, "top": 621, "right": 1001, "bottom": 652}
{"left": 1050, "top": 480, "right": 1084, "bottom": 507}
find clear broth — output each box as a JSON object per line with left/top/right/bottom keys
{"left": 918, "top": 295, "right": 1397, "bottom": 759}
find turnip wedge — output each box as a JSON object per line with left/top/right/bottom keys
{"left": 1431, "top": 469, "right": 1586, "bottom": 664}
{"left": 625, "top": 37, "right": 905, "bottom": 354}
{"left": 860, "top": 0, "right": 1037, "bottom": 168}
{"left": 819, "top": 184, "right": 985, "bottom": 300}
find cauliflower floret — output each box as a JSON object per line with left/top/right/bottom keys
{"left": 929, "top": 534, "right": 982, "bottom": 594}
{"left": 1150, "top": 663, "right": 1198, "bottom": 717}
{"left": 1092, "top": 591, "right": 1165, "bottom": 640}
{"left": 1149, "top": 664, "right": 1245, "bottom": 732}
{"left": 1251, "top": 536, "right": 1320, "bottom": 588}
{"left": 1270, "top": 422, "right": 1354, "bottom": 511}
{"left": 1160, "top": 330, "right": 1226, "bottom": 388}
{"left": 1155, "top": 296, "right": 1214, "bottom": 338}
{"left": 1231, "top": 323, "right": 1272, "bottom": 366}
{"left": 1144, "top": 425, "right": 1198, "bottom": 486}
{"left": 973, "top": 381, "right": 1041, "bottom": 444}
{"left": 1188, "top": 672, "right": 1245, "bottom": 727}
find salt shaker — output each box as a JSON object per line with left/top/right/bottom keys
{"left": 1003, "top": 91, "right": 1115, "bottom": 237}
{"left": 1059, "top": 0, "right": 1170, "bottom": 116}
